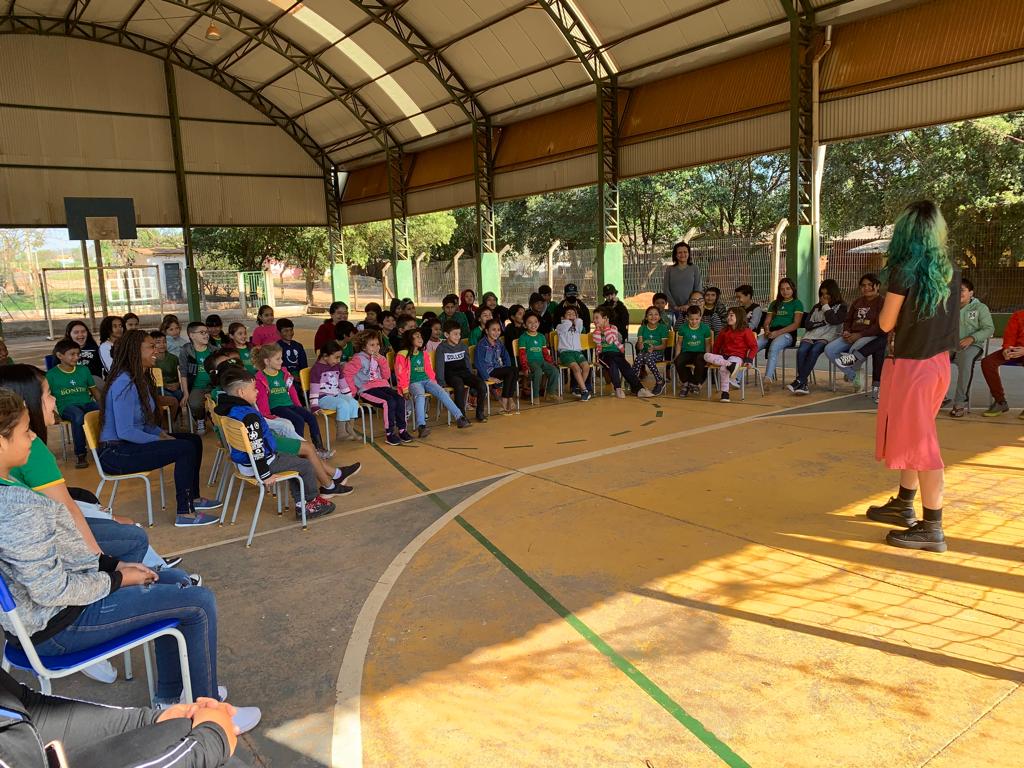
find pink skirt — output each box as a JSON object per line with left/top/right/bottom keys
{"left": 875, "top": 353, "right": 950, "bottom": 471}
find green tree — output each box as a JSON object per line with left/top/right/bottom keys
{"left": 0, "top": 229, "right": 44, "bottom": 293}
{"left": 191, "top": 227, "right": 292, "bottom": 271}
{"left": 342, "top": 210, "right": 456, "bottom": 273}
{"left": 279, "top": 227, "right": 330, "bottom": 305}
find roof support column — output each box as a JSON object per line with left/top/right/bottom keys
{"left": 325, "top": 165, "right": 350, "bottom": 305}
{"left": 474, "top": 119, "right": 500, "bottom": 301}
{"left": 386, "top": 143, "right": 414, "bottom": 302}
{"left": 597, "top": 76, "right": 623, "bottom": 295}
{"left": 164, "top": 60, "right": 200, "bottom": 322}
{"left": 782, "top": 0, "right": 815, "bottom": 306}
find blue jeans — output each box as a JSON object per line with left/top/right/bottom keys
{"left": 409, "top": 380, "right": 462, "bottom": 426}
{"left": 795, "top": 339, "right": 829, "bottom": 384}
{"left": 271, "top": 404, "right": 323, "bottom": 449}
{"left": 61, "top": 402, "right": 99, "bottom": 456}
{"left": 34, "top": 568, "right": 217, "bottom": 701}
{"left": 318, "top": 393, "right": 360, "bottom": 420}
{"left": 86, "top": 517, "right": 149, "bottom": 563}
{"left": 757, "top": 333, "right": 794, "bottom": 380}
{"left": 824, "top": 335, "right": 876, "bottom": 380}
{"left": 99, "top": 434, "right": 202, "bottom": 514}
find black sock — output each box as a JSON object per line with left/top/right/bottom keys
{"left": 897, "top": 485, "right": 917, "bottom": 502}
{"left": 923, "top": 506, "right": 943, "bottom": 523}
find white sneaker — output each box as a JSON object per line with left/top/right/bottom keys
{"left": 196, "top": 419, "right": 206, "bottom": 435}
{"left": 81, "top": 659, "right": 117, "bottom": 684}
{"left": 637, "top": 388, "right": 654, "bottom": 398}
{"left": 232, "top": 706, "right": 262, "bottom": 734}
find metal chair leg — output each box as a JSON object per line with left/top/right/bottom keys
{"left": 246, "top": 485, "right": 266, "bottom": 547}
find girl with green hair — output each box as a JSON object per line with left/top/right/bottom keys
{"left": 866, "top": 200, "right": 959, "bottom": 553}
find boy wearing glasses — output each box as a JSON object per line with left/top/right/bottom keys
{"left": 178, "top": 321, "right": 214, "bottom": 435}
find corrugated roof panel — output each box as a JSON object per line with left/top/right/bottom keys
{"left": 181, "top": 121, "right": 321, "bottom": 176}
{"left": 402, "top": 0, "right": 527, "bottom": 44}
{"left": 296, "top": 100, "right": 367, "bottom": 147}
{"left": 582, "top": 0, "right": 675, "bottom": 44}
{"left": 348, "top": 21, "right": 423, "bottom": 72}
{"left": 80, "top": 0, "right": 143, "bottom": 23}
{"left": 407, "top": 137, "right": 474, "bottom": 189}
{"left": 443, "top": 9, "right": 575, "bottom": 90}
{"left": 271, "top": 7, "right": 339, "bottom": 52}
{"left": 177, "top": 20, "right": 246, "bottom": 61}
{"left": 0, "top": 167, "right": 179, "bottom": 226}
{"left": 407, "top": 179, "right": 475, "bottom": 217}
{"left": 390, "top": 104, "right": 465, "bottom": 144}
{"left": 495, "top": 101, "right": 596, "bottom": 170}
{"left": 489, "top": 85, "right": 593, "bottom": 125}
{"left": 174, "top": 67, "right": 272, "bottom": 123}
{"left": 381, "top": 62, "right": 458, "bottom": 113}
{"left": 343, "top": 163, "right": 388, "bottom": 202}
{"left": 0, "top": 107, "right": 172, "bottom": 170}
{"left": 331, "top": 137, "right": 382, "bottom": 166}
{"left": 124, "top": 0, "right": 194, "bottom": 42}
{"left": 301, "top": 0, "right": 375, "bottom": 35}
{"left": 478, "top": 61, "right": 590, "bottom": 114}
{"left": 223, "top": 44, "right": 295, "bottom": 87}
{"left": 718, "top": 0, "right": 785, "bottom": 33}
{"left": 494, "top": 153, "right": 596, "bottom": 200}
{"left": 0, "top": 36, "right": 169, "bottom": 115}
{"left": 340, "top": 196, "right": 390, "bottom": 226}
{"left": 226, "top": 0, "right": 282, "bottom": 22}
{"left": 186, "top": 175, "right": 324, "bottom": 225}
{"left": 13, "top": 0, "right": 69, "bottom": 14}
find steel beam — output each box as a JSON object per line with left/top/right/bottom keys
{"left": 164, "top": 60, "right": 201, "bottom": 321}
{"left": 386, "top": 143, "right": 410, "bottom": 260}
{"left": 160, "top": 0, "right": 395, "bottom": 152}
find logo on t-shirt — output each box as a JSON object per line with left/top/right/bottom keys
{"left": 855, "top": 307, "right": 870, "bottom": 324}
{"left": 968, "top": 310, "right": 978, "bottom": 321}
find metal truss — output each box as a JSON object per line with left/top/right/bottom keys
{"left": 386, "top": 144, "right": 410, "bottom": 262}
{"left": 324, "top": 166, "right": 344, "bottom": 264}
{"left": 1, "top": 14, "right": 339, "bottom": 173}
{"left": 473, "top": 120, "right": 496, "bottom": 254}
{"left": 161, "top": 0, "right": 395, "bottom": 153}
{"left": 781, "top": 0, "right": 815, "bottom": 226}
{"left": 597, "top": 79, "right": 619, "bottom": 245}
{"left": 534, "top": 0, "right": 613, "bottom": 82}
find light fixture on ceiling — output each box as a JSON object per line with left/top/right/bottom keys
{"left": 205, "top": 22, "right": 222, "bottom": 41}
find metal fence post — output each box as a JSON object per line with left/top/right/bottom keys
{"left": 415, "top": 252, "right": 426, "bottom": 304}
{"left": 452, "top": 249, "right": 463, "bottom": 297}
{"left": 547, "top": 239, "right": 560, "bottom": 288}
{"left": 772, "top": 218, "right": 788, "bottom": 292}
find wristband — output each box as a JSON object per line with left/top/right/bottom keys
{"left": 98, "top": 554, "right": 121, "bottom": 573}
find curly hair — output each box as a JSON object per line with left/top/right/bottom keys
{"left": 352, "top": 329, "right": 382, "bottom": 353}
{"left": 0, "top": 387, "right": 27, "bottom": 439}
{"left": 882, "top": 200, "right": 952, "bottom": 318}
{"left": 252, "top": 343, "right": 282, "bottom": 369}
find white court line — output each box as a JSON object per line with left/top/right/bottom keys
{"left": 330, "top": 396, "right": 851, "bottom": 767}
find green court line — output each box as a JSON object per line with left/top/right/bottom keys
{"left": 556, "top": 439, "right": 586, "bottom": 445}
{"left": 504, "top": 444, "right": 533, "bottom": 449}
{"left": 369, "top": 443, "right": 751, "bottom": 768}
{"left": 609, "top": 430, "right": 631, "bottom": 436}
{"left": 640, "top": 420, "right": 655, "bottom": 427}
{"left": 656, "top": 410, "right": 664, "bottom": 418}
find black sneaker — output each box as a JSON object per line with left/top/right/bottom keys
{"left": 476, "top": 412, "right": 487, "bottom": 422}
{"left": 785, "top": 380, "right": 799, "bottom": 393}
{"left": 320, "top": 483, "right": 353, "bottom": 497}
{"left": 456, "top": 416, "right": 472, "bottom": 428}
{"left": 795, "top": 382, "right": 810, "bottom": 395}
{"left": 296, "top": 496, "right": 336, "bottom": 520}
{"left": 75, "top": 454, "right": 89, "bottom": 469}
{"left": 865, "top": 496, "right": 916, "bottom": 527}
{"left": 679, "top": 387, "right": 689, "bottom": 399}
{"left": 337, "top": 462, "right": 361, "bottom": 484}
{"left": 385, "top": 432, "right": 401, "bottom": 446}
{"left": 417, "top": 424, "right": 431, "bottom": 438}
{"left": 398, "top": 429, "right": 414, "bottom": 443}
{"left": 886, "top": 520, "right": 946, "bottom": 553}
{"left": 720, "top": 392, "right": 730, "bottom": 402}
{"left": 652, "top": 382, "right": 666, "bottom": 396}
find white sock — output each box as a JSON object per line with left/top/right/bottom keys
{"left": 333, "top": 468, "right": 342, "bottom": 480}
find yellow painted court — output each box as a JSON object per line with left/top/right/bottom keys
{"left": 43, "top": 320, "right": 1024, "bottom": 767}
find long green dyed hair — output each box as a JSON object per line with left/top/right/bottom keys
{"left": 882, "top": 200, "right": 953, "bottom": 318}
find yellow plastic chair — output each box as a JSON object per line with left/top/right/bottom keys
{"left": 84, "top": 411, "right": 165, "bottom": 527}
{"left": 217, "top": 414, "right": 309, "bottom": 547}
{"left": 204, "top": 395, "right": 229, "bottom": 498}
{"left": 150, "top": 367, "right": 176, "bottom": 432}
{"left": 299, "top": 367, "right": 337, "bottom": 450}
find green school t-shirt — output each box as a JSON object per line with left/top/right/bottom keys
{"left": 341, "top": 341, "right": 354, "bottom": 362}
{"left": 46, "top": 365, "right": 95, "bottom": 412}
{"left": 238, "top": 347, "right": 256, "bottom": 373}
{"left": 409, "top": 351, "right": 428, "bottom": 383}
{"left": 770, "top": 298, "right": 804, "bottom": 330}
{"left": 468, "top": 327, "right": 484, "bottom": 346}
{"left": 677, "top": 322, "right": 712, "bottom": 352}
{"left": 10, "top": 435, "right": 64, "bottom": 492}
{"left": 637, "top": 323, "right": 668, "bottom": 352}
{"left": 519, "top": 331, "right": 546, "bottom": 362}
{"left": 265, "top": 370, "right": 292, "bottom": 408}
{"left": 192, "top": 348, "right": 212, "bottom": 390}
{"left": 155, "top": 352, "right": 180, "bottom": 389}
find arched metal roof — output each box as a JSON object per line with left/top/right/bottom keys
{"left": 3, "top": 0, "right": 910, "bottom": 170}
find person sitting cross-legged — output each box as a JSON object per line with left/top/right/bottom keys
{"left": 981, "top": 308, "right": 1024, "bottom": 418}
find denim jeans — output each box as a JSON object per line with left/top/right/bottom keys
{"left": 271, "top": 404, "right": 323, "bottom": 449}
{"left": 99, "top": 434, "right": 203, "bottom": 514}
{"left": 409, "top": 379, "right": 462, "bottom": 426}
{"left": 824, "top": 335, "right": 876, "bottom": 380}
{"left": 757, "top": 333, "right": 794, "bottom": 380}
{"left": 86, "top": 517, "right": 149, "bottom": 563}
{"left": 795, "top": 340, "right": 829, "bottom": 384}
{"left": 318, "top": 393, "right": 360, "bottom": 420}
{"left": 947, "top": 345, "right": 983, "bottom": 405}
{"left": 61, "top": 402, "right": 100, "bottom": 456}
{"left": 34, "top": 568, "right": 217, "bottom": 702}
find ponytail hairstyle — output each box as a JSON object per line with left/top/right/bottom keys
{"left": 882, "top": 200, "right": 952, "bottom": 318}
{"left": 252, "top": 343, "right": 283, "bottom": 369}
{"left": 0, "top": 388, "right": 28, "bottom": 441}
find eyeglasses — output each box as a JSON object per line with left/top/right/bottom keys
{"left": 194, "top": 330, "right": 209, "bottom": 335}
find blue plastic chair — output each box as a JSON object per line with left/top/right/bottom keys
{"left": 44, "top": 355, "right": 57, "bottom": 371}
{"left": 0, "top": 572, "right": 193, "bottom": 704}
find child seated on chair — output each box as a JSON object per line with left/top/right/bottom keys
{"left": 276, "top": 318, "right": 308, "bottom": 379}
{"left": 518, "top": 312, "right": 560, "bottom": 401}
{"left": 435, "top": 322, "right": 488, "bottom": 422}
{"left": 253, "top": 344, "right": 330, "bottom": 458}
{"left": 395, "top": 328, "right": 471, "bottom": 438}
{"left": 214, "top": 366, "right": 339, "bottom": 520}
{"left": 343, "top": 329, "right": 413, "bottom": 445}
{"left": 178, "top": 321, "right": 214, "bottom": 436}
{"left": 593, "top": 307, "right": 653, "bottom": 399}
{"left": 334, "top": 320, "right": 357, "bottom": 362}
{"left": 633, "top": 306, "right": 669, "bottom": 396}
{"left": 309, "top": 340, "right": 361, "bottom": 442}
{"left": 468, "top": 307, "right": 493, "bottom": 346}
{"left": 226, "top": 322, "right": 255, "bottom": 372}
{"left": 423, "top": 317, "right": 444, "bottom": 355}
{"left": 476, "top": 318, "right": 519, "bottom": 414}
{"left": 46, "top": 338, "right": 100, "bottom": 468}
{"left": 151, "top": 330, "right": 183, "bottom": 401}
{"left": 0, "top": 337, "right": 12, "bottom": 366}
{"left": 704, "top": 306, "right": 758, "bottom": 402}
{"left": 653, "top": 292, "right": 675, "bottom": 329}
{"left": 555, "top": 306, "right": 592, "bottom": 400}
{"left": 358, "top": 302, "right": 381, "bottom": 331}
{"left": 673, "top": 305, "right": 712, "bottom": 397}
{"left": 700, "top": 287, "right": 728, "bottom": 334}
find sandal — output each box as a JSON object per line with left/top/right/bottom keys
{"left": 949, "top": 405, "right": 967, "bottom": 418}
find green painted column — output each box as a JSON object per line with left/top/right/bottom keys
{"left": 394, "top": 259, "right": 415, "bottom": 301}
{"left": 331, "top": 263, "right": 350, "bottom": 304}
{"left": 786, "top": 223, "right": 815, "bottom": 307}
{"left": 479, "top": 251, "right": 501, "bottom": 302}
{"left": 598, "top": 241, "right": 624, "bottom": 297}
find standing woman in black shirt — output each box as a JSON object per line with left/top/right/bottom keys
{"left": 868, "top": 200, "right": 959, "bottom": 553}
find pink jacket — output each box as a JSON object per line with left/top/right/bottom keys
{"left": 592, "top": 326, "right": 624, "bottom": 353}
{"left": 254, "top": 368, "right": 301, "bottom": 417}
{"left": 342, "top": 352, "right": 392, "bottom": 395}
{"left": 392, "top": 350, "right": 437, "bottom": 394}
{"left": 251, "top": 324, "right": 281, "bottom": 347}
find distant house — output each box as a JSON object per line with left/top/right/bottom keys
{"left": 132, "top": 247, "right": 186, "bottom": 302}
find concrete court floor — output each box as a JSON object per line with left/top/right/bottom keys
{"left": 5, "top": 322, "right": 1024, "bottom": 767}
